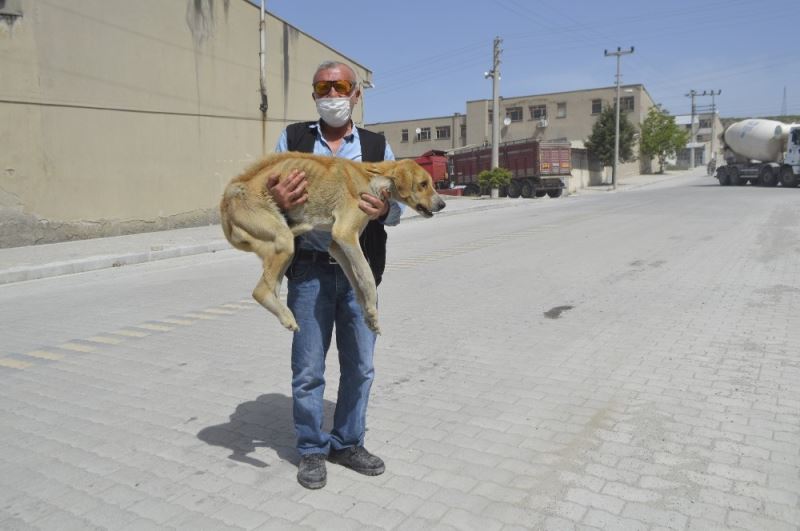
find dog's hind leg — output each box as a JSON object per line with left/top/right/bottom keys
{"left": 251, "top": 229, "right": 299, "bottom": 331}
{"left": 330, "top": 226, "right": 380, "bottom": 334}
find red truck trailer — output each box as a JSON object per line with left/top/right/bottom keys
{"left": 414, "top": 150, "right": 449, "bottom": 188}
{"left": 448, "top": 139, "right": 571, "bottom": 198}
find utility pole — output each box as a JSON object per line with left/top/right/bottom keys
{"left": 686, "top": 90, "right": 697, "bottom": 169}
{"left": 604, "top": 46, "right": 634, "bottom": 189}
{"left": 485, "top": 37, "right": 503, "bottom": 169}
{"left": 703, "top": 90, "right": 722, "bottom": 165}
{"left": 686, "top": 89, "right": 721, "bottom": 168}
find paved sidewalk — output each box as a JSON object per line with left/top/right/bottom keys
{"left": 0, "top": 170, "right": 699, "bottom": 285}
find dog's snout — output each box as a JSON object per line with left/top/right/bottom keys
{"left": 434, "top": 196, "right": 446, "bottom": 212}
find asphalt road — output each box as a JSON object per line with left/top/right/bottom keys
{"left": 1, "top": 173, "right": 799, "bottom": 530}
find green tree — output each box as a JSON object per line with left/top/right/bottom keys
{"left": 478, "top": 167, "right": 512, "bottom": 190}
{"left": 640, "top": 107, "right": 690, "bottom": 173}
{"left": 585, "top": 104, "right": 637, "bottom": 167}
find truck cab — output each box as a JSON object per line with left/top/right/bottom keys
{"left": 787, "top": 126, "right": 800, "bottom": 167}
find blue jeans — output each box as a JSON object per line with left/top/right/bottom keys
{"left": 287, "top": 259, "right": 377, "bottom": 456}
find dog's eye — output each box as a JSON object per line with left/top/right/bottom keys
{"left": 419, "top": 181, "right": 428, "bottom": 189}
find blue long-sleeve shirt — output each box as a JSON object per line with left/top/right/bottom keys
{"left": 274, "top": 121, "right": 403, "bottom": 252}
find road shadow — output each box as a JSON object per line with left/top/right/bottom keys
{"left": 196, "top": 393, "right": 334, "bottom": 467}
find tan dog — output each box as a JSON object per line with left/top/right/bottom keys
{"left": 220, "top": 152, "right": 446, "bottom": 334}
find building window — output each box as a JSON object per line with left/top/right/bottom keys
{"left": 557, "top": 102, "right": 567, "bottom": 118}
{"left": 401, "top": 129, "right": 408, "bottom": 142}
{"left": 529, "top": 104, "right": 547, "bottom": 120}
{"left": 488, "top": 109, "right": 493, "bottom": 123}
{"left": 698, "top": 118, "right": 711, "bottom": 129}
{"left": 506, "top": 107, "right": 523, "bottom": 122}
{"left": 436, "top": 126, "right": 451, "bottom": 140}
{"left": 591, "top": 99, "right": 602, "bottom": 114}
{"left": 620, "top": 96, "right": 634, "bottom": 111}
{"left": 417, "top": 127, "right": 431, "bottom": 141}
{"left": 460, "top": 124, "right": 466, "bottom": 140}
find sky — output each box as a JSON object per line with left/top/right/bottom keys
{"left": 262, "top": 0, "right": 800, "bottom": 124}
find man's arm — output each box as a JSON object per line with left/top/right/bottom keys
{"left": 268, "top": 130, "right": 308, "bottom": 211}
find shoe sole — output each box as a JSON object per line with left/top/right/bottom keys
{"left": 328, "top": 459, "right": 385, "bottom": 476}
{"left": 298, "top": 476, "right": 326, "bottom": 489}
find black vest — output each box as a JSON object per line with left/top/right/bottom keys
{"left": 285, "top": 121, "right": 388, "bottom": 286}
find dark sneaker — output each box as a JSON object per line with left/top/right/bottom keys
{"left": 328, "top": 446, "right": 385, "bottom": 476}
{"left": 297, "top": 453, "right": 327, "bottom": 489}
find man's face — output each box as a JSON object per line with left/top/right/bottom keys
{"left": 312, "top": 66, "right": 360, "bottom": 104}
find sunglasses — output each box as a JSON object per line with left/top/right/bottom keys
{"left": 312, "top": 79, "right": 356, "bottom": 96}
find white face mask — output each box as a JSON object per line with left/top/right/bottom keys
{"left": 316, "top": 97, "right": 352, "bottom": 127}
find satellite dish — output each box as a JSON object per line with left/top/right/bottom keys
{"left": 503, "top": 117, "right": 512, "bottom": 126}
{"left": 415, "top": 128, "right": 422, "bottom": 135}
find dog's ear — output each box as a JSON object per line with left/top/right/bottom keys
{"left": 364, "top": 160, "right": 396, "bottom": 177}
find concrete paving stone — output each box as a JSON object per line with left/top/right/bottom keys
{"left": 697, "top": 488, "right": 762, "bottom": 513}
{"left": 582, "top": 509, "right": 648, "bottom": 531}
{"left": 430, "top": 487, "right": 493, "bottom": 514}
{"left": 564, "top": 489, "right": 624, "bottom": 516}
{"left": 559, "top": 472, "right": 606, "bottom": 493}
{"left": 0, "top": 517, "right": 39, "bottom": 531}
{"left": 441, "top": 507, "right": 504, "bottom": 531}
{"left": 682, "top": 470, "right": 733, "bottom": 491}
{"left": 81, "top": 503, "right": 141, "bottom": 529}
{"left": 616, "top": 458, "right": 672, "bottom": 477}
{"left": 470, "top": 482, "right": 528, "bottom": 505}
{"left": 422, "top": 469, "right": 478, "bottom": 494}
{"left": 620, "top": 503, "right": 688, "bottom": 530}
{"left": 601, "top": 482, "right": 661, "bottom": 503}
{"left": 541, "top": 516, "right": 578, "bottom": 531}
{"left": 585, "top": 463, "right": 639, "bottom": 484}
{"left": 458, "top": 462, "right": 516, "bottom": 485}
{"left": 344, "top": 501, "right": 406, "bottom": 530}
{"left": 550, "top": 501, "right": 589, "bottom": 522}
{"left": 637, "top": 476, "right": 681, "bottom": 490}
{"left": 299, "top": 509, "right": 366, "bottom": 531}
{"left": 764, "top": 502, "right": 800, "bottom": 526}
{"left": 663, "top": 497, "right": 728, "bottom": 524}
{"left": 744, "top": 434, "right": 800, "bottom": 456}
{"left": 166, "top": 510, "right": 247, "bottom": 531}
{"left": 727, "top": 510, "right": 797, "bottom": 531}
{"left": 740, "top": 455, "right": 798, "bottom": 477}
{"left": 210, "top": 501, "right": 272, "bottom": 530}
{"left": 126, "top": 496, "right": 188, "bottom": 525}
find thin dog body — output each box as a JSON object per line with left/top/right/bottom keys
{"left": 220, "top": 152, "right": 446, "bottom": 334}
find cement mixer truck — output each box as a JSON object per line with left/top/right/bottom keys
{"left": 715, "top": 119, "right": 800, "bottom": 187}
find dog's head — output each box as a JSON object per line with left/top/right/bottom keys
{"left": 368, "top": 159, "right": 446, "bottom": 218}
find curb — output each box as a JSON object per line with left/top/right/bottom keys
{"left": 0, "top": 240, "right": 231, "bottom": 285}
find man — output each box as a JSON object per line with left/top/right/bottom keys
{"left": 269, "top": 61, "right": 401, "bottom": 489}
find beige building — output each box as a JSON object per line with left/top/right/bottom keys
{"left": 368, "top": 84, "right": 659, "bottom": 186}
{"left": 0, "top": 0, "right": 371, "bottom": 247}
{"left": 672, "top": 112, "right": 724, "bottom": 169}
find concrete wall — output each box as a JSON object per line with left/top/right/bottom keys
{"left": 0, "top": 0, "right": 370, "bottom": 247}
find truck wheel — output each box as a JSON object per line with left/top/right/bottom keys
{"left": 520, "top": 180, "right": 534, "bottom": 198}
{"left": 507, "top": 181, "right": 521, "bottom": 198}
{"left": 729, "top": 166, "right": 743, "bottom": 186}
{"left": 759, "top": 167, "right": 777, "bottom": 187}
{"left": 463, "top": 184, "right": 481, "bottom": 196}
{"left": 716, "top": 167, "right": 729, "bottom": 186}
{"left": 547, "top": 188, "right": 563, "bottom": 198}
{"left": 780, "top": 166, "right": 798, "bottom": 187}
{"left": 535, "top": 191, "right": 547, "bottom": 198}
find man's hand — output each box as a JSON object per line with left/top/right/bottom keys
{"left": 266, "top": 169, "right": 308, "bottom": 212}
{"left": 359, "top": 190, "right": 390, "bottom": 221}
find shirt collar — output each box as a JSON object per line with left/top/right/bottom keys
{"left": 311, "top": 120, "right": 358, "bottom": 143}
